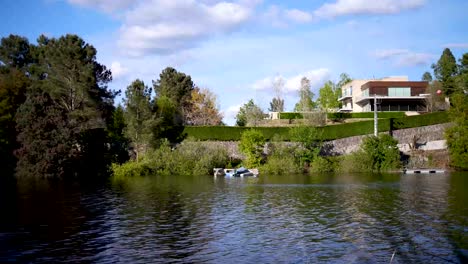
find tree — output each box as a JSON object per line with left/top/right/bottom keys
{"left": 289, "top": 126, "right": 323, "bottom": 166}
{"left": 236, "top": 99, "right": 264, "bottom": 127}
{"left": 336, "top": 73, "right": 352, "bottom": 91}
{"left": 0, "top": 35, "right": 33, "bottom": 69}
{"left": 184, "top": 87, "right": 223, "bottom": 125}
{"left": 152, "top": 96, "right": 186, "bottom": 147}
{"left": 268, "top": 97, "right": 284, "bottom": 112}
{"left": 422, "top": 71, "right": 433, "bottom": 82}
{"left": 456, "top": 53, "right": 468, "bottom": 93}
{"left": 15, "top": 88, "right": 76, "bottom": 177}
{"left": 353, "top": 134, "right": 401, "bottom": 172}
{"left": 15, "top": 34, "right": 116, "bottom": 177}
{"left": 432, "top": 48, "right": 459, "bottom": 96}
{"left": 123, "top": 79, "right": 153, "bottom": 162}
{"left": 239, "top": 129, "right": 265, "bottom": 167}
{"left": 107, "top": 105, "right": 129, "bottom": 164}
{"left": 0, "top": 68, "right": 29, "bottom": 172}
{"left": 445, "top": 93, "right": 468, "bottom": 170}
{"left": 153, "top": 67, "right": 194, "bottom": 113}
{"left": 294, "top": 77, "right": 316, "bottom": 112}
{"left": 317, "top": 81, "right": 340, "bottom": 110}
{"left": 424, "top": 81, "right": 447, "bottom": 112}
{"left": 151, "top": 67, "right": 192, "bottom": 146}
{"left": 269, "top": 76, "right": 285, "bottom": 112}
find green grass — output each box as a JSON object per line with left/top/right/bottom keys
{"left": 184, "top": 111, "right": 449, "bottom": 141}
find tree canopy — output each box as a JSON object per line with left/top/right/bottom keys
{"left": 294, "top": 77, "right": 316, "bottom": 112}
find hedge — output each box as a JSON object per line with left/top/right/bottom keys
{"left": 327, "top": 112, "right": 406, "bottom": 119}
{"left": 184, "top": 111, "right": 449, "bottom": 141}
{"left": 277, "top": 112, "right": 406, "bottom": 120}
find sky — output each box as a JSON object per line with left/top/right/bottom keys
{"left": 1, "top": 0, "right": 468, "bottom": 125}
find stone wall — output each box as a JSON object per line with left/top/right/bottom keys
{"left": 197, "top": 123, "right": 452, "bottom": 158}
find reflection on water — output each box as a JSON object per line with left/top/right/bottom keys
{"left": 0, "top": 173, "right": 467, "bottom": 263}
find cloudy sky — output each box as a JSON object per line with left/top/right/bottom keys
{"left": 1, "top": 0, "right": 467, "bottom": 124}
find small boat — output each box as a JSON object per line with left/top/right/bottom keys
{"left": 213, "top": 167, "right": 259, "bottom": 177}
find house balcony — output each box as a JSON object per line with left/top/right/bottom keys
{"left": 337, "top": 94, "right": 352, "bottom": 101}
{"left": 355, "top": 95, "right": 425, "bottom": 105}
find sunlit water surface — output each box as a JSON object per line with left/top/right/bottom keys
{"left": 1, "top": 173, "right": 467, "bottom": 263}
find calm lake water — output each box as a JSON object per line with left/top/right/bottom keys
{"left": 1, "top": 173, "right": 467, "bottom": 263}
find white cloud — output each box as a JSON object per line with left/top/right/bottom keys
{"left": 262, "top": 5, "right": 313, "bottom": 27}
{"left": 285, "top": 9, "right": 313, "bottom": 23}
{"left": 252, "top": 68, "right": 330, "bottom": 94}
{"left": 373, "top": 49, "right": 409, "bottom": 60}
{"left": 443, "top": 43, "right": 468, "bottom": 49}
{"left": 314, "top": 0, "right": 426, "bottom": 19}
{"left": 68, "top": 0, "right": 134, "bottom": 12}
{"left": 110, "top": 61, "right": 128, "bottom": 79}
{"left": 223, "top": 104, "right": 242, "bottom": 120}
{"left": 397, "top": 53, "right": 434, "bottom": 67}
{"left": 118, "top": 0, "right": 256, "bottom": 56}
{"left": 372, "top": 48, "right": 433, "bottom": 67}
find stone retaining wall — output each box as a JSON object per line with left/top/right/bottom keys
{"left": 196, "top": 123, "right": 452, "bottom": 158}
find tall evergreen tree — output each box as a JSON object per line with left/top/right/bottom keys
{"left": 422, "top": 71, "right": 433, "bottom": 82}
{"left": 0, "top": 68, "right": 29, "bottom": 173}
{"left": 123, "top": 79, "right": 152, "bottom": 162}
{"left": 432, "top": 48, "right": 459, "bottom": 96}
{"left": 153, "top": 67, "right": 194, "bottom": 111}
{"left": 15, "top": 34, "right": 116, "bottom": 177}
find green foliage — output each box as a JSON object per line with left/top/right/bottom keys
{"left": 0, "top": 68, "right": 29, "bottom": 172}
{"left": 289, "top": 126, "right": 322, "bottom": 165}
{"left": 445, "top": 93, "right": 468, "bottom": 170}
{"left": 294, "top": 77, "right": 316, "bottom": 112}
{"left": 0, "top": 35, "right": 33, "bottom": 69}
{"left": 391, "top": 111, "right": 448, "bottom": 129}
{"left": 13, "top": 34, "right": 116, "bottom": 178}
{"left": 318, "top": 81, "right": 340, "bottom": 110}
{"left": 239, "top": 129, "right": 266, "bottom": 167}
{"left": 184, "top": 112, "right": 448, "bottom": 141}
{"left": 327, "top": 112, "right": 406, "bottom": 119}
{"left": 107, "top": 105, "right": 129, "bottom": 164}
{"left": 261, "top": 143, "right": 301, "bottom": 175}
{"left": 353, "top": 134, "right": 401, "bottom": 172}
{"left": 15, "top": 89, "right": 76, "bottom": 177}
{"left": 432, "top": 48, "right": 459, "bottom": 96}
{"left": 152, "top": 96, "right": 186, "bottom": 147}
{"left": 279, "top": 112, "right": 406, "bottom": 120}
{"left": 153, "top": 67, "right": 194, "bottom": 110}
{"left": 123, "top": 79, "right": 153, "bottom": 162}
{"left": 309, "top": 156, "right": 341, "bottom": 174}
{"left": 422, "top": 71, "right": 433, "bottom": 82}
{"left": 112, "top": 141, "right": 229, "bottom": 177}
{"left": 269, "top": 97, "right": 284, "bottom": 112}
{"left": 236, "top": 99, "right": 264, "bottom": 126}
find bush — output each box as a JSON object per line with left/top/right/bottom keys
{"left": 112, "top": 141, "right": 230, "bottom": 177}
{"left": 445, "top": 93, "right": 468, "bottom": 170}
{"left": 327, "top": 112, "right": 406, "bottom": 119}
{"left": 289, "top": 126, "right": 322, "bottom": 165}
{"left": 279, "top": 112, "right": 303, "bottom": 119}
{"left": 352, "top": 134, "right": 401, "bottom": 172}
{"left": 309, "top": 156, "right": 340, "bottom": 174}
{"left": 239, "top": 129, "right": 265, "bottom": 167}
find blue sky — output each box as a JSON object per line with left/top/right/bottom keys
{"left": 1, "top": 0, "right": 468, "bottom": 125}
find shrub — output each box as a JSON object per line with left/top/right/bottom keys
{"left": 353, "top": 134, "right": 401, "bottom": 172}
{"left": 289, "top": 126, "right": 323, "bottom": 165}
{"left": 445, "top": 93, "right": 468, "bottom": 170}
{"left": 261, "top": 143, "right": 301, "bottom": 175}
{"left": 309, "top": 156, "right": 340, "bottom": 174}
{"left": 112, "top": 141, "right": 230, "bottom": 177}
{"left": 239, "top": 129, "right": 266, "bottom": 167}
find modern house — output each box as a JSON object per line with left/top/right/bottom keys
{"left": 338, "top": 76, "right": 429, "bottom": 112}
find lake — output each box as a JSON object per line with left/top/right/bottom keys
{"left": 1, "top": 173, "right": 467, "bottom": 263}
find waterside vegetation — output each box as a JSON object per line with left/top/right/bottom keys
{"left": 0, "top": 33, "right": 466, "bottom": 178}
